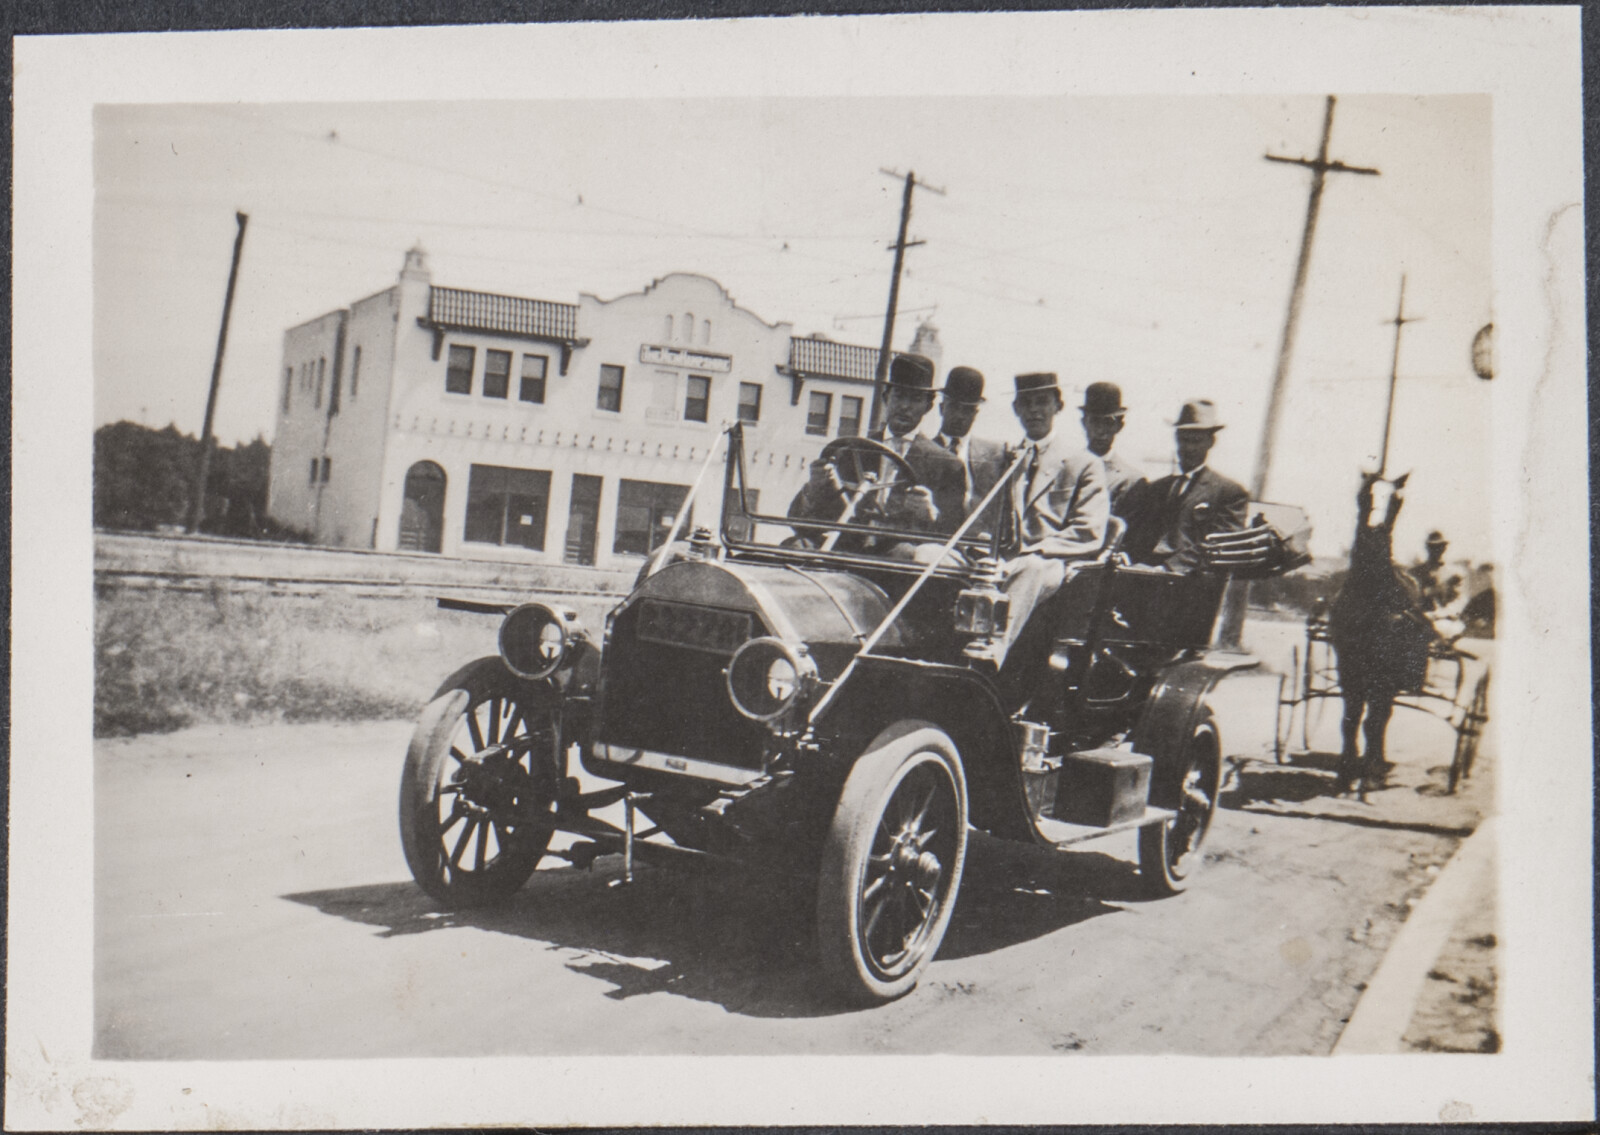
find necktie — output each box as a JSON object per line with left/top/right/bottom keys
{"left": 1022, "top": 443, "right": 1040, "bottom": 503}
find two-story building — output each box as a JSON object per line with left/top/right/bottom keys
{"left": 267, "top": 248, "right": 933, "bottom": 570}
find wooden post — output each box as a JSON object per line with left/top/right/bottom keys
{"left": 189, "top": 211, "right": 249, "bottom": 533}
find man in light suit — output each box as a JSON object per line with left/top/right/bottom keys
{"left": 968, "top": 371, "right": 1108, "bottom": 669}
{"left": 789, "top": 352, "right": 966, "bottom": 540}
{"left": 933, "top": 366, "right": 1010, "bottom": 538}
{"left": 1126, "top": 399, "right": 1248, "bottom": 573}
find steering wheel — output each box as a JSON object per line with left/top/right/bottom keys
{"left": 816, "top": 436, "right": 919, "bottom": 498}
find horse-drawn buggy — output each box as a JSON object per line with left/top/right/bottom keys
{"left": 1271, "top": 471, "right": 1491, "bottom": 796}
{"left": 397, "top": 424, "right": 1307, "bottom": 1002}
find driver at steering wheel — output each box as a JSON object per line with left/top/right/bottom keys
{"left": 788, "top": 353, "right": 966, "bottom": 543}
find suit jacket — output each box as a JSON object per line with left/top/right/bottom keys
{"left": 1129, "top": 464, "right": 1249, "bottom": 572}
{"left": 936, "top": 433, "right": 1011, "bottom": 537}
{"left": 1012, "top": 432, "right": 1109, "bottom": 559}
{"left": 788, "top": 431, "right": 967, "bottom": 536}
{"left": 1099, "top": 449, "right": 1149, "bottom": 519}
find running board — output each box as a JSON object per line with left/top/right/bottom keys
{"left": 1039, "top": 806, "right": 1176, "bottom": 848}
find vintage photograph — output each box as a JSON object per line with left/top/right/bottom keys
{"left": 10, "top": 8, "right": 1591, "bottom": 1128}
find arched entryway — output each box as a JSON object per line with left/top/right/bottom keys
{"left": 398, "top": 461, "right": 446, "bottom": 553}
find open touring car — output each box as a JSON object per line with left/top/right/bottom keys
{"left": 398, "top": 423, "right": 1308, "bottom": 1002}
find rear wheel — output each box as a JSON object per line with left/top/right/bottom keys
{"left": 399, "top": 658, "right": 561, "bottom": 907}
{"left": 1139, "top": 711, "right": 1222, "bottom": 896}
{"left": 817, "top": 723, "right": 967, "bottom": 1004}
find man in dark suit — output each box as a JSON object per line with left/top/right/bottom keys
{"left": 1126, "top": 399, "right": 1248, "bottom": 573}
{"left": 789, "top": 352, "right": 966, "bottom": 539}
{"left": 1078, "top": 381, "right": 1148, "bottom": 526}
{"left": 933, "top": 366, "right": 1010, "bottom": 538}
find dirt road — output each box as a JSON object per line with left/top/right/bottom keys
{"left": 95, "top": 651, "right": 1493, "bottom": 1058}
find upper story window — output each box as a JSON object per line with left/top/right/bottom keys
{"left": 520, "top": 354, "right": 548, "bottom": 404}
{"left": 838, "top": 395, "right": 864, "bottom": 438}
{"left": 483, "top": 349, "right": 511, "bottom": 399}
{"left": 282, "top": 367, "right": 292, "bottom": 413}
{"left": 737, "top": 382, "right": 762, "bottom": 423}
{"left": 598, "top": 364, "right": 624, "bottom": 412}
{"left": 445, "top": 345, "right": 475, "bottom": 395}
{"left": 315, "top": 357, "right": 326, "bottom": 408}
{"left": 350, "top": 346, "right": 361, "bottom": 399}
{"left": 684, "top": 375, "right": 711, "bottom": 423}
{"left": 806, "top": 391, "right": 832, "bottom": 436}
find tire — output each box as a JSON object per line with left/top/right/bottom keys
{"left": 399, "top": 657, "right": 561, "bottom": 907}
{"left": 816, "top": 722, "right": 968, "bottom": 1004}
{"left": 1448, "top": 669, "right": 1490, "bottom": 794}
{"left": 1138, "top": 711, "right": 1222, "bottom": 897}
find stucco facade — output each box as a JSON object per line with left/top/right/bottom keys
{"left": 268, "top": 248, "right": 899, "bottom": 570}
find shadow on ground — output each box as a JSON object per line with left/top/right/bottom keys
{"left": 1221, "top": 752, "right": 1476, "bottom": 839}
{"left": 284, "top": 832, "right": 1129, "bottom": 1017}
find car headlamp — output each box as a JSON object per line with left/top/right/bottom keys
{"left": 499, "top": 603, "right": 573, "bottom": 680}
{"left": 726, "top": 637, "right": 816, "bottom": 726}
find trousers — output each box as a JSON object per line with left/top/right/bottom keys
{"left": 996, "top": 554, "right": 1067, "bottom": 666}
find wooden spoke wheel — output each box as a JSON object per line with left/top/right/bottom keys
{"left": 399, "top": 658, "right": 561, "bottom": 907}
{"left": 817, "top": 723, "right": 967, "bottom": 1004}
{"left": 1448, "top": 669, "right": 1491, "bottom": 794}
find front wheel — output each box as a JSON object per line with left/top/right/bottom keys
{"left": 1138, "top": 711, "right": 1222, "bottom": 896}
{"left": 399, "top": 657, "right": 561, "bottom": 907}
{"left": 817, "top": 723, "right": 968, "bottom": 1004}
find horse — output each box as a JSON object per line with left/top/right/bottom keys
{"left": 1327, "top": 471, "right": 1438, "bottom": 795}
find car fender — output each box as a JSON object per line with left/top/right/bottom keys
{"left": 813, "top": 656, "right": 1037, "bottom": 842}
{"left": 1132, "top": 651, "right": 1256, "bottom": 802}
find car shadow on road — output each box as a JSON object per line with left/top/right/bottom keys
{"left": 283, "top": 834, "right": 1129, "bottom": 1018}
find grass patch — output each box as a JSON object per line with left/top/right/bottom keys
{"left": 95, "top": 585, "right": 611, "bottom": 737}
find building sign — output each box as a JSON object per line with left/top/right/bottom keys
{"left": 640, "top": 344, "right": 732, "bottom": 373}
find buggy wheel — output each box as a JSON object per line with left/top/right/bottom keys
{"left": 399, "top": 657, "right": 560, "bottom": 907}
{"left": 817, "top": 723, "right": 967, "bottom": 1004}
{"left": 1139, "top": 712, "right": 1222, "bottom": 896}
{"left": 1274, "top": 645, "right": 1301, "bottom": 763}
{"left": 1448, "top": 669, "right": 1491, "bottom": 794}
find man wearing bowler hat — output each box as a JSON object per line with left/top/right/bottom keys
{"left": 1126, "top": 399, "right": 1248, "bottom": 573}
{"left": 934, "top": 366, "right": 1009, "bottom": 537}
{"left": 1078, "top": 381, "right": 1148, "bottom": 521}
{"left": 789, "top": 352, "right": 965, "bottom": 538}
{"left": 968, "top": 371, "right": 1108, "bottom": 670}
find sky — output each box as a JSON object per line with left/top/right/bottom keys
{"left": 94, "top": 94, "right": 1492, "bottom": 560}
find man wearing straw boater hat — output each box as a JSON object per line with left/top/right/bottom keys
{"left": 1126, "top": 398, "right": 1248, "bottom": 573}
{"left": 933, "top": 365, "right": 1009, "bottom": 537}
{"left": 966, "top": 371, "right": 1108, "bottom": 670}
{"left": 789, "top": 352, "right": 965, "bottom": 537}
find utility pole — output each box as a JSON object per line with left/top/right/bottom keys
{"left": 1377, "top": 274, "right": 1422, "bottom": 476}
{"left": 1217, "top": 96, "right": 1378, "bottom": 645}
{"left": 869, "top": 169, "right": 943, "bottom": 435}
{"left": 189, "top": 211, "right": 249, "bottom": 533}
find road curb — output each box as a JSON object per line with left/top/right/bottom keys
{"left": 1332, "top": 816, "right": 1495, "bottom": 1054}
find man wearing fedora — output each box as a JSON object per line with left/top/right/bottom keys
{"left": 789, "top": 352, "right": 965, "bottom": 537}
{"left": 1126, "top": 399, "right": 1248, "bottom": 573}
{"left": 969, "top": 371, "right": 1109, "bottom": 670}
{"left": 934, "top": 366, "right": 1010, "bottom": 537}
{"left": 1078, "top": 380, "right": 1148, "bottom": 522}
